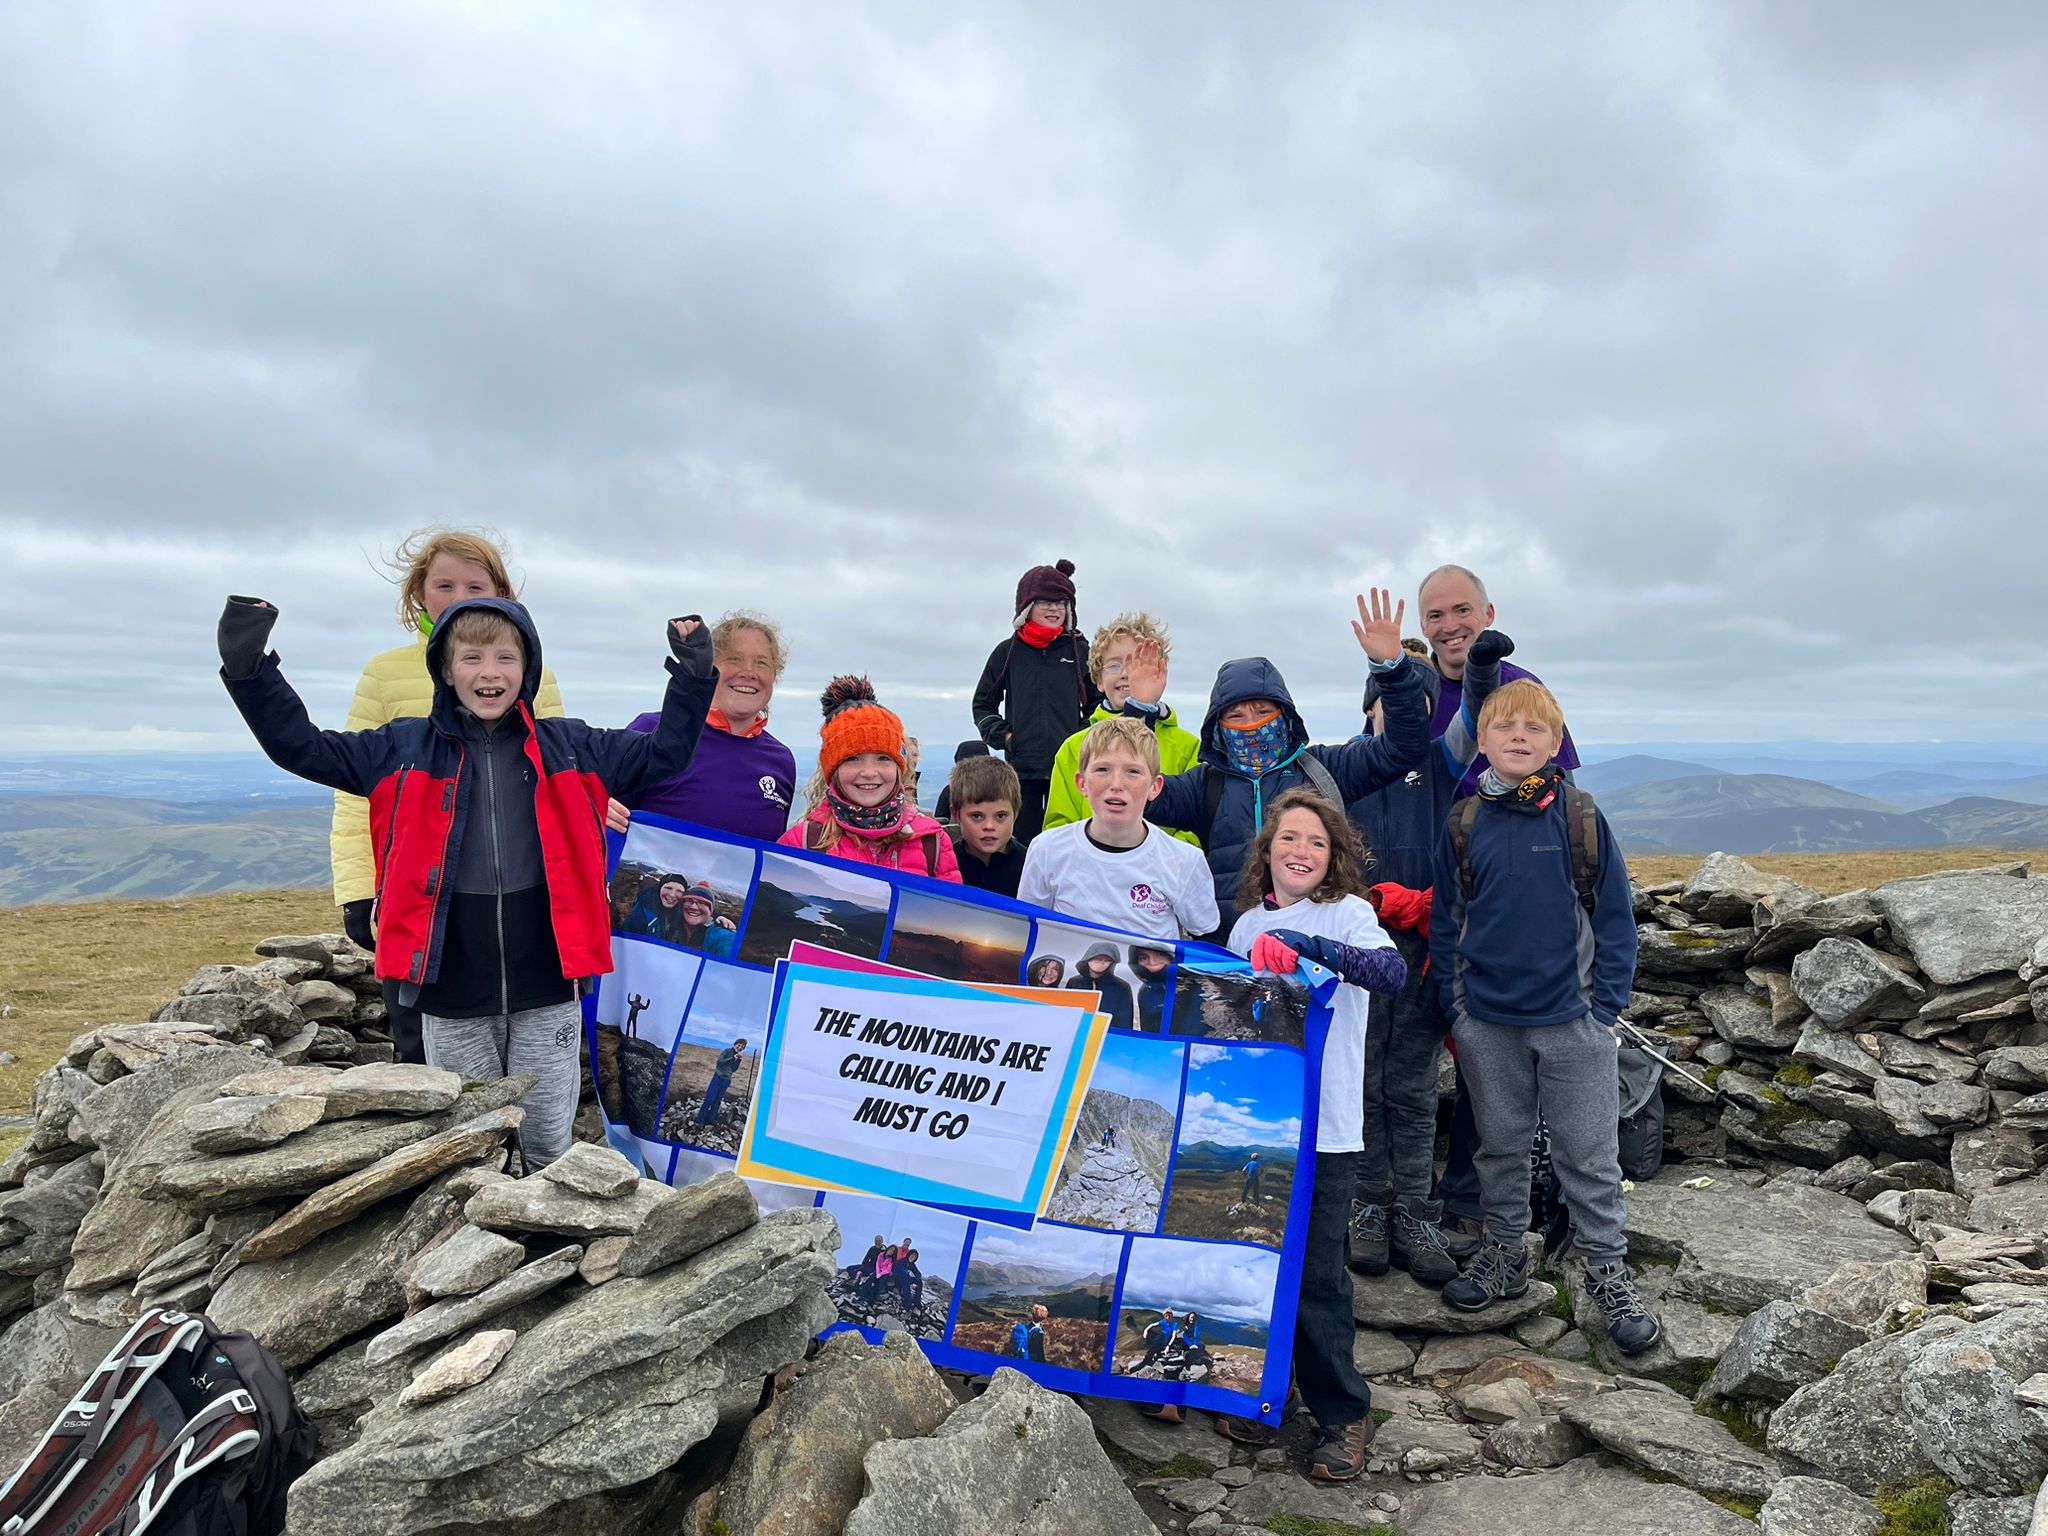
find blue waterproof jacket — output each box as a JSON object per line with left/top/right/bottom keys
{"left": 1148, "top": 656, "right": 1430, "bottom": 921}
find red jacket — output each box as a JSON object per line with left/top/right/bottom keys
{"left": 1367, "top": 881, "right": 1433, "bottom": 941}
{"left": 225, "top": 599, "right": 712, "bottom": 999}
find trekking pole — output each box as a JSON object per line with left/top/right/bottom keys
{"left": 1613, "top": 1017, "right": 1724, "bottom": 1102}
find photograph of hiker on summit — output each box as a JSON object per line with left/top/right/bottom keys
{"left": 1046, "top": 1033, "right": 1185, "bottom": 1232}
{"left": 1161, "top": 1045, "right": 1304, "bottom": 1249}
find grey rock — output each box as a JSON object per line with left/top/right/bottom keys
{"left": 844, "top": 1368, "right": 1151, "bottom": 1536}
{"left": 1797, "top": 1256, "right": 1929, "bottom": 1333}
{"left": 1454, "top": 1351, "right": 1618, "bottom": 1413}
{"left": 1401, "top": 1453, "right": 1757, "bottom": 1534}
{"left": 1225, "top": 1471, "right": 1391, "bottom": 1527}
{"left": 1901, "top": 1308, "right": 2048, "bottom": 1495}
{"left": 1562, "top": 1387, "right": 1782, "bottom": 1500}
{"left": 1550, "top": 1329, "right": 1592, "bottom": 1360}
{"left": 1982, "top": 1045, "right": 2048, "bottom": 1091}
{"left": 1680, "top": 854, "right": 1821, "bottom": 927}
{"left": 1873, "top": 871, "right": 2048, "bottom": 985}
{"left": 1758, "top": 1475, "right": 1883, "bottom": 1536}
{"left": 1817, "top": 1154, "right": 1877, "bottom": 1192}
{"left": 155, "top": 988, "right": 299, "bottom": 1040}
{"left": 617, "top": 1170, "right": 755, "bottom": 1276}
{"left": 1162, "top": 1478, "right": 1229, "bottom": 1514}
{"left": 285, "top": 1208, "right": 839, "bottom": 1536}
{"left": 209, "top": 1168, "right": 467, "bottom": 1368}
{"left": 1352, "top": 1268, "right": 1558, "bottom": 1333}
{"left": 1720, "top": 1103, "right": 1859, "bottom": 1169}
{"left": 1637, "top": 925, "right": 1758, "bottom": 977}
{"left": 1703, "top": 1301, "right": 1868, "bottom": 1402}
{"left": 1768, "top": 1315, "right": 1965, "bottom": 1492}
{"left": 1696, "top": 1039, "right": 1736, "bottom": 1067}
{"left": 1701, "top": 985, "right": 1799, "bottom": 1050}
{"left": 292, "top": 1339, "right": 411, "bottom": 1456}
{"left": 1873, "top": 1033, "right": 1982, "bottom": 1084}
{"left": 398, "top": 1328, "right": 516, "bottom": 1406}
{"left": 363, "top": 1244, "right": 582, "bottom": 1365}
{"left": 318, "top": 1063, "right": 463, "bottom": 1119}
{"left": 1483, "top": 1413, "right": 1587, "bottom": 1469}
{"left": 1923, "top": 974, "right": 2032, "bottom": 1024}
{"left": 72, "top": 1043, "right": 273, "bottom": 1171}
{"left": 1371, "top": 1415, "right": 1485, "bottom": 1473}
{"left": 1867, "top": 1187, "right": 1971, "bottom": 1240}
{"left": 1413, "top": 1331, "right": 1520, "bottom": 1382}
{"left": 1946, "top": 1495, "right": 2035, "bottom": 1536}
{"left": 216, "top": 1065, "right": 344, "bottom": 1099}
{"left": 1512, "top": 1314, "right": 1568, "bottom": 1350}
{"left": 1455, "top": 1376, "right": 1542, "bottom": 1423}
{"left": 183, "top": 1093, "right": 327, "bottom": 1153}
{"left": 406, "top": 1223, "right": 527, "bottom": 1300}
{"left": 1971, "top": 1172, "right": 2048, "bottom": 1237}
{"left": 1567, "top": 1268, "right": 1740, "bottom": 1383}
{"left": 1352, "top": 1327, "right": 1416, "bottom": 1377}
{"left": 253, "top": 932, "right": 359, "bottom": 966}
{"left": 0, "top": 1155, "right": 99, "bottom": 1282}
{"left": 288, "top": 979, "right": 359, "bottom": 1022}
{"left": 1045, "top": 1142, "right": 1163, "bottom": 1228}
{"left": 577, "top": 1234, "right": 630, "bottom": 1286}
{"left": 537, "top": 1141, "right": 640, "bottom": 1199}
{"left": 465, "top": 1171, "right": 675, "bottom": 1240}
{"left": 91, "top": 1023, "right": 228, "bottom": 1074}
{"left": 1622, "top": 1170, "right": 1915, "bottom": 1314}
{"left": 0, "top": 1304, "right": 120, "bottom": 1470}
{"left": 718, "top": 1330, "right": 956, "bottom": 1536}
{"left": 1079, "top": 1396, "right": 1230, "bottom": 1473}
{"left": 1750, "top": 889, "right": 1884, "bottom": 964}
{"left": 1793, "top": 938, "right": 1927, "bottom": 1028}
{"left": 1791, "top": 1023, "right": 1884, "bottom": 1085}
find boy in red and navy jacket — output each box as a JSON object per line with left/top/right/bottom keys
{"left": 217, "top": 594, "right": 715, "bottom": 1168}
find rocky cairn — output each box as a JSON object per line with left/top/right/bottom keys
{"left": 3, "top": 860, "right": 2048, "bottom": 1535}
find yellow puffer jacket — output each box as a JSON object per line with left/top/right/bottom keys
{"left": 328, "top": 633, "right": 565, "bottom": 905}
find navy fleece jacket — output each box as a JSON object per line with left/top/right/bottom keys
{"left": 1430, "top": 783, "right": 1636, "bottom": 1028}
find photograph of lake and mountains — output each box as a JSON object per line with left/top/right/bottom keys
{"left": 6, "top": 5, "right": 2048, "bottom": 1531}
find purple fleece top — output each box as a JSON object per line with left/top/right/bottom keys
{"left": 625, "top": 713, "right": 796, "bottom": 841}
{"left": 1430, "top": 659, "right": 1580, "bottom": 798}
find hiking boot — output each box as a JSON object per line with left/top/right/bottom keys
{"left": 1138, "top": 1401, "right": 1183, "bottom": 1424}
{"left": 1585, "top": 1259, "right": 1663, "bottom": 1355}
{"left": 1439, "top": 1210, "right": 1484, "bottom": 1261}
{"left": 1347, "top": 1188, "right": 1393, "bottom": 1276}
{"left": 1211, "top": 1412, "right": 1274, "bottom": 1445}
{"left": 1440, "top": 1238, "right": 1531, "bottom": 1313}
{"left": 1390, "top": 1196, "right": 1459, "bottom": 1289}
{"left": 1307, "top": 1415, "right": 1376, "bottom": 1482}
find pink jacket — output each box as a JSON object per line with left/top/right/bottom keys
{"left": 778, "top": 804, "right": 962, "bottom": 882}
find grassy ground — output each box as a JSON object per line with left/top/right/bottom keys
{"left": 1625, "top": 846, "right": 2044, "bottom": 897}
{"left": 0, "top": 887, "right": 337, "bottom": 1115}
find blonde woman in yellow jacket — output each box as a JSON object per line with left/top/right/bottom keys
{"left": 332, "top": 529, "right": 564, "bottom": 1060}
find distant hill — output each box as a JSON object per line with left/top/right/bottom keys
{"left": 1600, "top": 773, "right": 1946, "bottom": 854}
{"left": 1575, "top": 755, "right": 1722, "bottom": 793}
{"left": 0, "top": 811, "right": 330, "bottom": 906}
{"left": 1918, "top": 797, "right": 2048, "bottom": 848}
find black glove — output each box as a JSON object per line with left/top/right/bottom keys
{"left": 668, "top": 615, "right": 714, "bottom": 678}
{"left": 1467, "top": 629, "right": 1514, "bottom": 668}
{"left": 341, "top": 899, "right": 375, "bottom": 951}
{"left": 218, "top": 596, "right": 279, "bottom": 680}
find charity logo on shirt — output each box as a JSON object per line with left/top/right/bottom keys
{"left": 1128, "top": 881, "right": 1169, "bottom": 916}
{"left": 759, "top": 775, "right": 789, "bottom": 807}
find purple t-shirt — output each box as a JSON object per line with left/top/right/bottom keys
{"left": 625, "top": 714, "right": 796, "bottom": 842}
{"left": 1430, "top": 659, "right": 1580, "bottom": 798}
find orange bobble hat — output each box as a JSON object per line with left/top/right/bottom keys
{"left": 817, "top": 676, "right": 907, "bottom": 780}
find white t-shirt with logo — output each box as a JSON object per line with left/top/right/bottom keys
{"left": 1228, "top": 894, "right": 1394, "bottom": 1154}
{"left": 1017, "top": 821, "right": 1221, "bottom": 941}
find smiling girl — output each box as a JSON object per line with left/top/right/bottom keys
{"left": 1221, "top": 788, "right": 1406, "bottom": 1482}
{"left": 779, "top": 677, "right": 960, "bottom": 880}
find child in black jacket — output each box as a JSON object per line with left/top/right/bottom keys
{"left": 971, "top": 559, "right": 1099, "bottom": 845}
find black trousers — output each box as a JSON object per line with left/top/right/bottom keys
{"left": 1015, "top": 776, "right": 1051, "bottom": 845}
{"left": 1295, "top": 1149, "right": 1373, "bottom": 1429}
{"left": 383, "top": 979, "right": 425, "bottom": 1065}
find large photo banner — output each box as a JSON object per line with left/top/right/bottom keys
{"left": 585, "top": 811, "right": 1332, "bottom": 1423}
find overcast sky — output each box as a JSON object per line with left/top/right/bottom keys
{"left": 6, "top": 2, "right": 2046, "bottom": 768}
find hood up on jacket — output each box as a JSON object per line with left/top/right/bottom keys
{"left": 424, "top": 597, "right": 546, "bottom": 732}
{"left": 1197, "top": 658, "right": 1308, "bottom": 771}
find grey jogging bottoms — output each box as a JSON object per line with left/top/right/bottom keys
{"left": 1449, "top": 1012, "right": 1629, "bottom": 1264}
{"left": 422, "top": 999, "right": 582, "bottom": 1170}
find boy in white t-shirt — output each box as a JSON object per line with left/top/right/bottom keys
{"left": 1018, "top": 717, "right": 1220, "bottom": 941}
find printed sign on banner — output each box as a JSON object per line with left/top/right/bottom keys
{"left": 585, "top": 811, "right": 1331, "bottom": 1425}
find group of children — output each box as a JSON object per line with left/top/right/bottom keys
{"left": 217, "top": 550, "right": 1654, "bottom": 1489}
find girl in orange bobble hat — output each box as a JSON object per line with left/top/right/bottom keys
{"left": 779, "top": 678, "right": 962, "bottom": 881}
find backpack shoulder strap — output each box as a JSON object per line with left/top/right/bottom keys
{"left": 1447, "top": 796, "right": 1481, "bottom": 903}
{"left": 1296, "top": 751, "right": 1342, "bottom": 808}
{"left": 919, "top": 831, "right": 942, "bottom": 874}
{"left": 1201, "top": 765, "right": 1224, "bottom": 838}
{"left": 1562, "top": 784, "right": 1601, "bottom": 914}
{"left": 804, "top": 817, "right": 831, "bottom": 853}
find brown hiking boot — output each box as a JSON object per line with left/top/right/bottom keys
{"left": 1308, "top": 1415, "right": 1376, "bottom": 1481}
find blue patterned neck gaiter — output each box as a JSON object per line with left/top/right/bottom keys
{"left": 1222, "top": 712, "right": 1292, "bottom": 777}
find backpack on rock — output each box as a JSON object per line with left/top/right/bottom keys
{"left": 0, "top": 1306, "right": 314, "bottom": 1536}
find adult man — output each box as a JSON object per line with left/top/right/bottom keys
{"left": 696, "top": 1038, "right": 749, "bottom": 1124}
{"left": 1417, "top": 565, "right": 1579, "bottom": 796}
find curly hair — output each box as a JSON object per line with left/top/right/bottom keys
{"left": 1234, "top": 789, "right": 1373, "bottom": 912}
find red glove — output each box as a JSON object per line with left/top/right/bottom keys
{"left": 1250, "top": 932, "right": 1300, "bottom": 974}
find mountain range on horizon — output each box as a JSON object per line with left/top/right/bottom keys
{"left": 2, "top": 743, "right": 2047, "bottom": 904}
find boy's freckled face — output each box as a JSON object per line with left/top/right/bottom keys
{"left": 446, "top": 643, "right": 524, "bottom": 721}
{"left": 957, "top": 800, "right": 1015, "bottom": 856}
{"left": 1479, "top": 713, "right": 1561, "bottom": 779}
{"left": 1080, "top": 746, "right": 1162, "bottom": 830}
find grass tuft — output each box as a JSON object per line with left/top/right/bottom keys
{"left": 1873, "top": 1475, "right": 1956, "bottom": 1536}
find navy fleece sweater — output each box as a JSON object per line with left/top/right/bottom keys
{"left": 1430, "top": 786, "right": 1636, "bottom": 1028}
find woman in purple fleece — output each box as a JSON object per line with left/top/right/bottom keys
{"left": 608, "top": 611, "right": 796, "bottom": 842}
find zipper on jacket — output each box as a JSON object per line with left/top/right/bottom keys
{"left": 484, "top": 727, "right": 509, "bottom": 1016}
